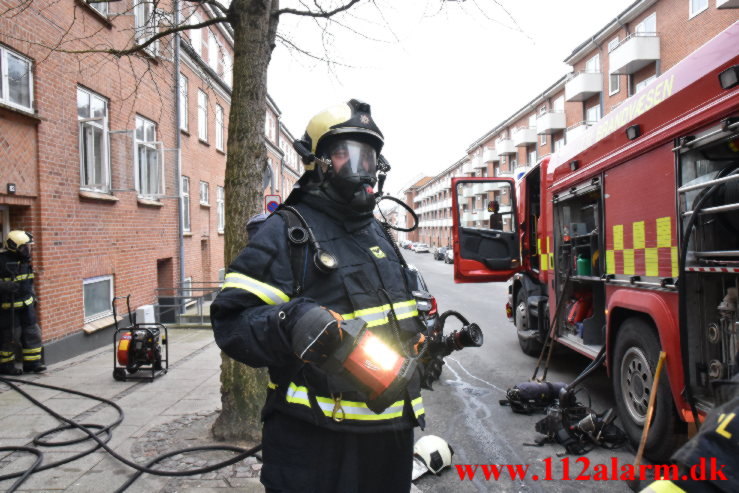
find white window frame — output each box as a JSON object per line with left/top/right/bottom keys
{"left": 208, "top": 30, "right": 220, "bottom": 71}
{"left": 635, "top": 74, "right": 657, "bottom": 93}
{"left": 189, "top": 13, "right": 202, "bottom": 56}
{"left": 635, "top": 13, "right": 657, "bottom": 35}
{"left": 182, "top": 277, "right": 193, "bottom": 303}
{"left": 585, "top": 53, "right": 600, "bottom": 74}
{"left": 179, "top": 73, "right": 188, "bottom": 131}
{"left": 199, "top": 180, "right": 209, "bottom": 205}
{"left": 689, "top": 0, "right": 708, "bottom": 18}
{"left": 554, "top": 138, "right": 564, "bottom": 152}
{"left": 0, "top": 45, "right": 34, "bottom": 112}
{"left": 87, "top": 1, "right": 108, "bottom": 16}
{"left": 78, "top": 87, "right": 111, "bottom": 192}
{"left": 540, "top": 134, "right": 547, "bottom": 147}
{"left": 182, "top": 176, "right": 191, "bottom": 232}
{"left": 608, "top": 38, "right": 621, "bottom": 95}
{"left": 216, "top": 186, "right": 225, "bottom": 233}
{"left": 553, "top": 95, "right": 565, "bottom": 112}
{"left": 222, "top": 51, "right": 232, "bottom": 87}
{"left": 133, "top": 0, "right": 159, "bottom": 56}
{"left": 83, "top": 275, "right": 114, "bottom": 323}
{"left": 134, "top": 115, "right": 163, "bottom": 197}
{"left": 528, "top": 148, "right": 537, "bottom": 166}
{"left": 215, "top": 104, "right": 224, "bottom": 151}
{"left": 585, "top": 105, "right": 601, "bottom": 124}
{"left": 197, "top": 89, "right": 208, "bottom": 142}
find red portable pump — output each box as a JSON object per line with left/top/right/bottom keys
{"left": 112, "top": 295, "right": 168, "bottom": 382}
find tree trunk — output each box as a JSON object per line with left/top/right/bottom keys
{"left": 212, "top": 0, "right": 280, "bottom": 442}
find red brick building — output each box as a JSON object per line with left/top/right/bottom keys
{"left": 408, "top": 0, "right": 738, "bottom": 247}
{"left": 0, "top": 0, "right": 301, "bottom": 363}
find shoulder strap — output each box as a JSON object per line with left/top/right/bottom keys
{"left": 275, "top": 208, "right": 309, "bottom": 296}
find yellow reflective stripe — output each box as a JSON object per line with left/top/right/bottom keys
{"left": 613, "top": 224, "right": 624, "bottom": 250}
{"left": 412, "top": 397, "right": 424, "bottom": 418}
{"left": 639, "top": 480, "right": 686, "bottom": 493}
{"left": 22, "top": 347, "right": 42, "bottom": 354}
{"left": 645, "top": 247, "right": 659, "bottom": 276}
{"left": 282, "top": 382, "right": 412, "bottom": 421}
{"left": 606, "top": 250, "right": 615, "bottom": 274}
{"left": 23, "top": 355, "right": 41, "bottom": 361}
{"left": 285, "top": 383, "right": 312, "bottom": 407}
{"left": 623, "top": 249, "right": 635, "bottom": 275}
{"left": 671, "top": 246, "right": 679, "bottom": 278}
{"left": 633, "top": 221, "right": 645, "bottom": 249}
{"left": 1, "top": 273, "right": 33, "bottom": 282}
{"left": 1, "top": 296, "right": 34, "bottom": 309}
{"left": 221, "top": 272, "right": 290, "bottom": 305}
{"left": 656, "top": 217, "right": 672, "bottom": 248}
{"left": 267, "top": 381, "right": 277, "bottom": 390}
{"left": 0, "top": 354, "right": 14, "bottom": 363}
{"left": 341, "top": 300, "right": 418, "bottom": 326}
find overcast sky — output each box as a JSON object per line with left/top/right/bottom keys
{"left": 267, "top": 0, "right": 635, "bottom": 196}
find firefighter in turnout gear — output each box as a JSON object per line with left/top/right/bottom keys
{"left": 0, "top": 230, "right": 45, "bottom": 375}
{"left": 211, "top": 99, "right": 426, "bottom": 493}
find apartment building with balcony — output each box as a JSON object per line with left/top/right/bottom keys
{"left": 405, "top": 0, "right": 737, "bottom": 248}
{"left": 0, "top": 0, "right": 304, "bottom": 363}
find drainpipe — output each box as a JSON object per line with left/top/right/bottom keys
{"left": 173, "top": 0, "right": 185, "bottom": 293}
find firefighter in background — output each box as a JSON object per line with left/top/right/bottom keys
{"left": 0, "top": 230, "right": 45, "bottom": 375}
{"left": 211, "top": 99, "right": 425, "bottom": 492}
{"left": 488, "top": 200, "right": 503, "bottom": 230}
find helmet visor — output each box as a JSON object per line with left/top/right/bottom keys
{"left": 327, "top": 139, "right": 377, "bottom": 178}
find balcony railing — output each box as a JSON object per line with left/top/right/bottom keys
{"left": 609, "top": 32, "right": 660, "bottom": 75}
{"left": 483, "top": 148, "right": 498, "bottom": 163}
{"left": 512, "top": 127, "right": 537, "bottom": 147}
{"left": 536, "top": 111, "right": 566, "bottom": 135}
{"left": 566, "top": 121, "right": 593, "bottom": 143}
{"left": 565, "top": 71, "right": 603, "bottom": 102}
{"left": 496, "top": 139, "right": 516, "bottom": 155}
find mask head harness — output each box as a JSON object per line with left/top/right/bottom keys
{"left": 293, "top": 99, "right": 385, "bottom": 212}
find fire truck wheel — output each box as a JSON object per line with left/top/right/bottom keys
{"left": 612, "top": 317, "right": 683, "bottom": 463}
{"left": 515, "top": 289, "right": 542, "bottom": 357}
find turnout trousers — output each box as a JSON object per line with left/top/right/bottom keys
{"left": 0, "top": 304, "right": 43, "bottom": 366}
{"left": 261, "top": 412, "right": 414, "bottom": 493}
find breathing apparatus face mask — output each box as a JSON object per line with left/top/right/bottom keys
{"left": 323, "top": 139, "right": 378, "bottom": 213}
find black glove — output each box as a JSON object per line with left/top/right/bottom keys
{"left": 290, "top": 306, "right": 343, "bottom": 365}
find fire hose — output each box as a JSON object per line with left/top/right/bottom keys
{"left": 0, "top": 375, "right": 262, "bottom": 493}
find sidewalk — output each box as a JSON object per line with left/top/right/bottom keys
{"left": 0, "top": 329, "right": 425, "bottom": 492}
{"left": 0, "top": 329, "right": 263, "bottom": 492}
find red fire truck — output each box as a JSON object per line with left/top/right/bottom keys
{"left": 451, "top": 22, "right": 739, "bottom": 461}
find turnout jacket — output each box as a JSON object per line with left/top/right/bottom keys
{"left": 0, "top": 250, "right": 35, "bottom": 310}
{"left": 211, "top": 199, "right": 426, "bottom": 433}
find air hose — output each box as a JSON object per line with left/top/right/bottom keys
{"left": 0, "top": 375, "right": 262, "bottom": 493}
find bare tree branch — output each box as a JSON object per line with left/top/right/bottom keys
{"left": 184, "top": 0, "right": 231, "bottom": 17}
{"left": 275, "top": 0, "right": 363, "bottom": 18}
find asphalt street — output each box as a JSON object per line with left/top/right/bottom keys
{"left": 404, "top": 250, "right": 634, "bottom": 493}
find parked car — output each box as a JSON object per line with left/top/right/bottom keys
{"left": 433, "top": 246, "right": 450, "bottom": 261}
{"left": 444, "top": 248, "right": 453, "bottom": 264}
{"left": 406, "top": 264, "right": 438, "bottom": 332}
{"left": 414, "top": 243, "right": 430, "bottom": 253}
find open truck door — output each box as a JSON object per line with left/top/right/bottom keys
{"left": 451, "top": 177, "right": 521, "bottom": 283}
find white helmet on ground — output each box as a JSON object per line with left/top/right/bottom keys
{"left": 413, "top": 435, "right": 454, "bottom": 476}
